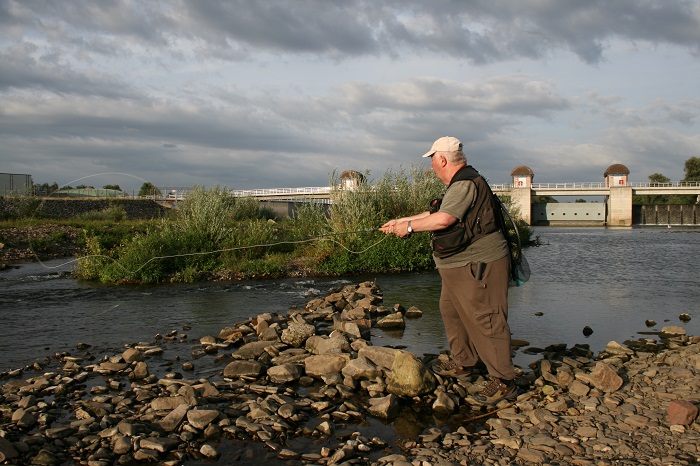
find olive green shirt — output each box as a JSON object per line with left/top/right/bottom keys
{"left": 433, "top": 180, "right": 509, "bottom": 269}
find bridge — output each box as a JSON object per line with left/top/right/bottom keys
{"left": 158, "top": 181, "right": 700, "bottom": 226}
{"left": 506, "top": 181, "right": 700, "bottom": 226}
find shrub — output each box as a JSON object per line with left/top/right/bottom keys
{"left": 174, "top": 185, "right": 233, "bottom": 244}
{"left": 76, "top": 206, "right": 127, "bottom": 222}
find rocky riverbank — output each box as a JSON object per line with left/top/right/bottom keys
{"left": 1, "top": 282, "right": 698, "bottom": 465}
{"left": 0, "top": 226, "right": 83, "bottom": 266}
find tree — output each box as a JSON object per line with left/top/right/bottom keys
{"left": 671, "top": 157, "right": 700, "bottom": 204}
{"left": 634, "top": 173, "right": 670, "bottom": 205}
{"left": 684, "top": 156, "right": 700, "bottom": 181}
{"left": 648, "top": 173, "right": 671, "bottom": 185}
{"left": 104, "top": 184, "right": 122, "bottom": 191}
{"left": 532, "top": 195, "right": 558, "bottom": 204}
{"left": 138, "top": 182, "right": 160, "bottom": 197}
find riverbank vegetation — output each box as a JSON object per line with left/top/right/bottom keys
{"left": 1, "top": 167, "right": 537, "bottom": 283}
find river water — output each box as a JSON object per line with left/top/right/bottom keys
{"left": 2, "top": 226, "right": 699, "bottom": 374}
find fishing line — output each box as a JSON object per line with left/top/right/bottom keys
{"left": 32, "top": 228, "right": 388, "bottom": 274}
{"left": 24, "top": 172, "right": 153, "bottom": 271}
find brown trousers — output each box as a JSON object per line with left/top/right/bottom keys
{"left": 438, "top": 254, "right": 515, "bottom": 380}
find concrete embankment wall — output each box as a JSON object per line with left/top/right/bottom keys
{"left": 0, "top": 198, "right": 167, "bottom": 220}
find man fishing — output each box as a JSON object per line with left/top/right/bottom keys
{"left": 380, "top": 136, "right": 517, "bottom": 405}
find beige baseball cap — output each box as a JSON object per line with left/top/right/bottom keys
{"left": 422, "top": 136, "right": 463, "bottom": 158}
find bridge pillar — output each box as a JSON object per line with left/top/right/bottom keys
{"left": 510, "top": 188, "right": 532, "bottom": 225}
{"left": 607, "top": 187, "right": 633, "bottom": 226}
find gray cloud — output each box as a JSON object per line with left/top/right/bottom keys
{"left": 4, "top": 1, "right": 699, "bottom": 63}
{"left": 1, "top": 0, "right": 698, "bottom": 193}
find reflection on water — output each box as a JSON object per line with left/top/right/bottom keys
{"left": 1, "top": 227, "right": 699, "bottom": 373}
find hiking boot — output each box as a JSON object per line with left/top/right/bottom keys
{"left": 473, "top": 377, "right": 517, "bottom": 405}
{"left": 430, "top": 358, "right": 472, "bottom": 379}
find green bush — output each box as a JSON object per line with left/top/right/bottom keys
{"left": 0, "top": 197, "right": 43, "bottom": 220}
{"left": 174, "top": 185, "right": 233, "bottom": 244}
{"left": 230, "top": 195, "right": 263, "bottom": 221}
{"left": 69, "top": 166, "right": 537, "bottom": 283}
{"left": 76, "top": 206, "right": 127, "bottom": 222}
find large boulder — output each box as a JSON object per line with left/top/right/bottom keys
{"left": 386, "top": 350, "right": 436, "bottom": 397}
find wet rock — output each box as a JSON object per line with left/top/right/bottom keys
{"left": 113, "top": 435, "right": 132, "bottom": 455}
{"left": 368, "top": 394, "right": 400, "bottom": 420}
{"left": 341, "top": 356, "right": 381, "bottom": 380}
{"left": 223, "top": 360, "right": 264, "bottom": 378}
{"left": 12, "top": 407, "right": 37, "bottom": 427}
{"left": 232, "top": 341, "right": 284, "bottom": 360}
{"left": 404, "top": 306, "right": 423, "bottom": 318}
{"left": 30, "top": 448, "right": 58, "bottom": 465}
{"left": 122, "top": 347, "right": 143, "bottom": 363}
{"left": 386, "top": 350, "right": 435, "bottom": 397}
{"left": 187, "top": 409, "right": 220, "bottom": 429}
{"left": 151, "top": 396, "right": 187, "bottom": 411}
{"left": 376, "top": 312, "right": 405, "bottom": 329}
{"left": 358, "top": 345, "right": 399, "bottom": 369}
{"left": 306, "top": 333, "right": 350, "bottom": 355}
{"left": 267, "top": 364, "right": 303, "bottom": 383}
{"left": 200, "top": 443, "right": 219, "bottom": 458}
{"left": 130, "top": 361, "right": 149, "bottom": 380}
{"left": 661, "top": 325, "right": 686, "bottom": 336}
{"left": 139, "top": 436, "right": 179, "bottom": 453}
{"left": 0, "top": 436, "right": 19, "bottom": 462}
{"left": 158, "top": 403, "right": 190, "bottom": 432}
{"left": 303, "top": 354, "right": 350, "bottom": 380}
{"left": 432, "top": 390, "right": 457, "bottom": 413}
{"left": 589, "top": 361, "right": 624, "bottom": 392}
{"left": 281, "top": 321, "right": 315, "bottom": 347}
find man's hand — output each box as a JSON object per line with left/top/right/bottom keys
{"left": 380, "top": 219, "right": 410, "bottom": 238}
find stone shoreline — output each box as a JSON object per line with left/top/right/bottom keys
{"left": 0, "top": 226, "right": 83, "bottom": 265}
{"left": 1, "top": 282, "right": 698, "bottom": 465}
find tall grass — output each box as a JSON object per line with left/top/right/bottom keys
{"left": 174, "top": 185, "right": 233, "bottom": 244}
{"left": 72, "top": 166, "right": 535, "bottom": 283}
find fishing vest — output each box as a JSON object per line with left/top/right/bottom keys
{"left": 429, "top": 165, "right": 500, "bottom": 258}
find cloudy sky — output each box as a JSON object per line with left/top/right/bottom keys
{"left": 1, "top": 1, "right": 699, "bottom": 193}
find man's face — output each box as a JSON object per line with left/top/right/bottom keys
{"left": 430, "top": 153, "right": 449, "bottom": 184}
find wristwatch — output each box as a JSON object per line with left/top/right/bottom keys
{"left": 406, "top": 221, "right": 413, "bottom": 236}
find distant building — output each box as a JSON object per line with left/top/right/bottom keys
{"left": 339, "top": 170, "right": 366, "bottom": 190}
{"left": 511, "top": 166, "right": 534, "bottom": 187}
{"left": 604, "top": 164, "right": 630, "bottom": 187}
{"left": 0, "top": 173, "right": 33, "bottom": 195}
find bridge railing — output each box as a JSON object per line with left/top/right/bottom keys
{"left": 528, "top": 181, "right": 698, "bottom": 189}
{"left": 628, "top": 181, "right": 700, "bottom": 187}
{"left": 231, "top": 187, "right": 332, "bottom": 197}
{"left": 531, "top": 182, "right": 607, "bottom": 189}
{"left": 152, "top": 180, "right": 698, "bottom": 201}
